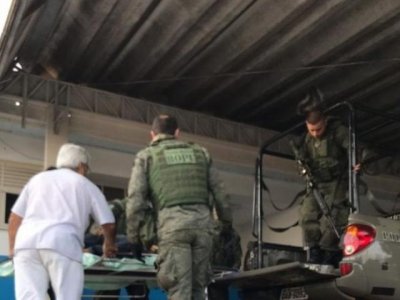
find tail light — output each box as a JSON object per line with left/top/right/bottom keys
{"left": 340, "top": 263, "right": 353, "bottom": 276}
{"left": 343, "top": 224, "right": 376, "bottom": 256}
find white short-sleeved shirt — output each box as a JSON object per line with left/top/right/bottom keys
{"left": 12, "top": 168, "right": 115, "bottom": 262}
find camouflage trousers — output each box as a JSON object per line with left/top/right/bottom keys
{"left": 156, "top": 228, "right": 213, "bottom": 300}
{"left": 299, "top": 180, "right": 349, "bottom": 250}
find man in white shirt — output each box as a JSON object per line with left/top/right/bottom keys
{"left": 8, "top": 143, "right": 116, "bottom": 300}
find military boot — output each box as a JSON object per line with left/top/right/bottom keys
{"left": 308, "top": 246, "right": 323, "bottom": 264}
{"left": 323, "top": 250, "right": 342, "bottom": 267}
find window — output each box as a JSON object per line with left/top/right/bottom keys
{"left": 4, "top": 193, "right": 18, "bottom": 224}
{"left": 0, "top": 191, "right": 20, "bottom": 229}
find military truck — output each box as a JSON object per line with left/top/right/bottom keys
{"left": 211, "top": 102, "right": 400, "bottom": 300}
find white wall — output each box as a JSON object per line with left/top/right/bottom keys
{"left": 0, "top": 231, "right": 7, "bottom": 254}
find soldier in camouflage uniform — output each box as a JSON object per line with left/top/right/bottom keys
{"left": 126, "top": 114, "right": 232, "bottom": 300}
{"left": 295, "top": 90, "right": 357, "bottom": 264}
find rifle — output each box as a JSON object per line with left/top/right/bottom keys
{"left": 289, "top": 140, "right": 340, "bottom": 239}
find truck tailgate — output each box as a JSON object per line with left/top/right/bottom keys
{"left": 213, "top": 262, "right": 338, "bottom": 289}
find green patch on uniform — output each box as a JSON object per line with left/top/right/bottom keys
{"left": 164, "top": 148, "right": 196, "bottom": 164}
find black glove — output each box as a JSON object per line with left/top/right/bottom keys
{"left": 131, "top": 243, "right": 145, "bottom": 263}
{"left": 220, "top": 221, "right": 232, "bottom": 234}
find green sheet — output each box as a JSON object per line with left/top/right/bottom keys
{"left": 83, "top": 254, "right": 158, "bottom": 291}
{"left": 0, "top": 260, "right": 13, "bottom": 277}
{"left": 0, "top": 253, "right": 156, "bottom": 278}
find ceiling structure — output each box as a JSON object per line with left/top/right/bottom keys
{"left": 1, "top": 0, "right": 400, "bottom": 159}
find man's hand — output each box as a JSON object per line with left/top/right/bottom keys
{"left": 132, "top": 243, "right": 145, "bottom": 263}
{"left": 91, "top": 225, "right": 104, "bottom": 236}
{"left": 221, "top": 221, "right": 232, "bottom": 234}
{"left": 102, "top": 242, "right": 117, "bottom": 258}
{"left": 149, "top": 244, "right": 159, "bottom": 253}
{"left": 353, "top": 163, "right": 361, "bottom": 173}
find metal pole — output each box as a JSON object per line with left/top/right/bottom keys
{"left": 257, "top": 156, "right": 263, "bottom": 269}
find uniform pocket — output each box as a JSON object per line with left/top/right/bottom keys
{"left": 156, "top": 247, "right": 178, "bottom": 290}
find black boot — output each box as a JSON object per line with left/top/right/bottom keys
{"left": 323, "top": 250, "right": 342, "bottom": 267}
{"left": 308, "top": 246, "right": 323, "bottom": 264}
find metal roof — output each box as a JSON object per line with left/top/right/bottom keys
{"left": 1, "top": 0, "right": 400, "bottom": 159}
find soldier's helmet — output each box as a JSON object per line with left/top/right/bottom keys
{"left": 297, "top": 87, "right": 325, "bottom": 116}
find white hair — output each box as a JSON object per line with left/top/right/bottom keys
{"left": 56, "top": 143, "right": 90, "bottom": 169}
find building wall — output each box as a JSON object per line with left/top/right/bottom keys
{"left": 0, "top": 102, "right": 399, "bottom": 264}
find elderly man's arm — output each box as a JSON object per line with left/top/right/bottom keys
{"left": 126, "top": 151, "right": 150, "bottom": 244}
{"left": 8, "top": 212, "right": 23, "bottom": 258}
{"left": 101, "top": 223, "right": 117, "bottom": 257}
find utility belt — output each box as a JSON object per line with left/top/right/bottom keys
{"left": 312, "top": 167, "right": 343, "bottom": 183}
{"left": 159, "top": 197, "right": 210, "bottom": 210}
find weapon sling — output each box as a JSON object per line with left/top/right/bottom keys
{"left": 290, "top": 140, "right": 340, "bottom": 239}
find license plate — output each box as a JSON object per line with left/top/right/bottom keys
{"left": 280, "top": 287, "right": 309, "bottom": 300}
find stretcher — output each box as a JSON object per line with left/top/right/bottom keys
{"left": 83, "top": 256, "right": 240, "bottom": 290}
{"left": 83, "top": 254, "right": 158, "bottom": 291}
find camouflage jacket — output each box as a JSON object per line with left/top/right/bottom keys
{"left": 126, "top": 134, "right": 232, "bottom": 244}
